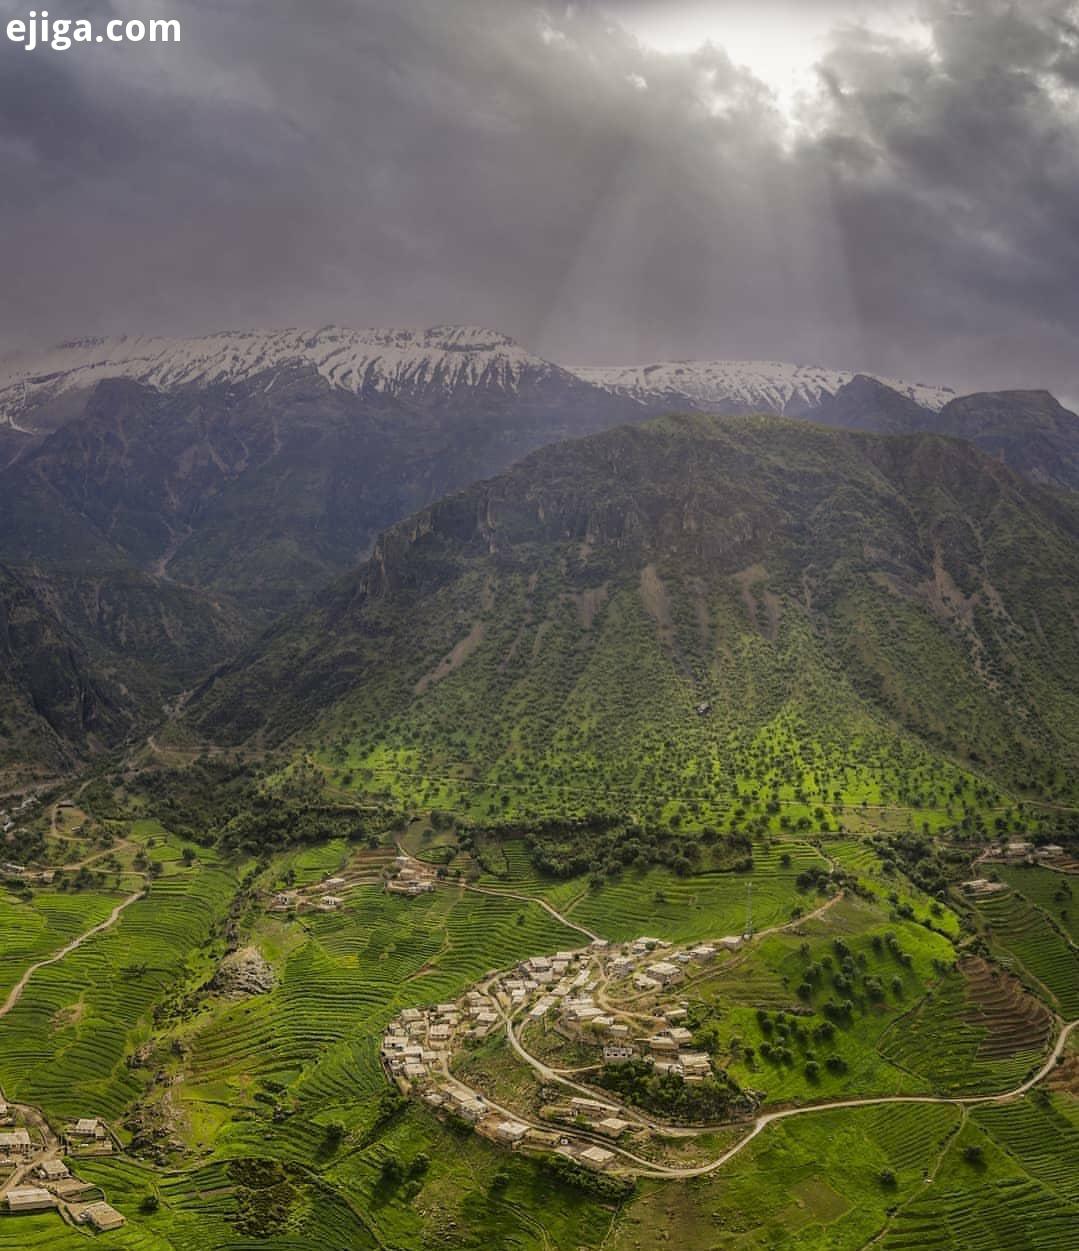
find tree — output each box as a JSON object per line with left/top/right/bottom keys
{"left": 380, "top": 1156, "right": 403, "bottom": 1185}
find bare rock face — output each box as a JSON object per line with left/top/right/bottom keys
{"left": 211, "top": 946, "right": 275, "bottom": 998}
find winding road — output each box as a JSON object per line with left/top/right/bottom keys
{"left": 396, "top": 841, "right": 1078, "bottom": 1181}
{"left": 0, "top": 890, "right": 144, "bottom": 1021}
{"left": 0, "top": 869, "right": 145, "bottom": 1208}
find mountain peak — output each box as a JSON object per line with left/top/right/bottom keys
{"left": 569, "top": 358, "right": 955, "bottom": 415}
{"left": 0, "top": 324, "right": 559, "bottom": 426}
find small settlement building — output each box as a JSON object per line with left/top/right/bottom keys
{"left": 646, "top": 961, "right": 683, "bottom": 987}
{"left": 36, "top": 1158, "right": 70, "bottom": 1181}
{"left": 492, "top": 1120, "right": 530, "bottom": 1147}
{"left": 0, "top": 1128, "right": 33, "bottom": 1159}
{"left": 66, "top": 1117, "right": 109, "bottom": 1149}
{"left": 603, "top": 1044, "right": 636, "bottom": 1063}
{"left": 6, "top": 1186, "right": 56, "bottom": 1213}
{"left": 78, "top": 1201, "right": 126, "bottom": 1230}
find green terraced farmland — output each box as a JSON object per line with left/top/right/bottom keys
{"left": 0, "top": 887, "right": 126, "bottom": 999}
{"left": 996, "top": 864, "right": 1079, "bottom": 944}
{"left": 878, "top": 958, "right": 1054, "bottom": 1093}
{"left": 974, "top": 887, "right": 1079, "bottom": 1017}
{"left": 0, "top": 827, "right": 1075, "bottom": 1251}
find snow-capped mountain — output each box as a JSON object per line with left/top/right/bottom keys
{"left": 0, "top": 325, "right": 571, "bottom": 428}
{"left": 0, "top": 325, "right": 964, "bottom": 431}
{"left": 569, "top": 359, "right": 955, "bottom": 416}
{"left": 0, "top": 323, "right": 963, "bottom": 432}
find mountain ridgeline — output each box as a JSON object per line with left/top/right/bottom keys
{"left": 2, "top": 325, "right": 1078, "bottom": 787}
{"left": 184, "top": 415, "right": 1079, "bottom": 830}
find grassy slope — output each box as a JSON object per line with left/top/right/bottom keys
{"left": 0, "top": 814, "right": 1075, "bottom": 1249}
{"left": 187, "top": 415, "right": 1079, "bottom": 834}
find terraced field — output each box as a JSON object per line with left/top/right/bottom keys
{"left": 996, "top": 865, "right": 1078, "bottom": 944}
{"left": 551, "top": 841, "right": 830, "bottom": 943}
{"left": 0, "top": 866, "right": 237, "bottom": 1121}
{"left": 182, "top": 882, "right": 583, "bottom": 1146}
{"left": 974, "top": 887, "right": 1079, "bottom": 1017}
{"left": 608, "top": 1101, "right": 963, "bottom": 1250}
{"left": 0, "top": 827, "right": 1075, "bottom": 1250}
{"left": 879, "top": 958, "right": 1054, "bottom": 1093}
{"left": 878, "top": 1096, "right": 1079, "bottom": 1250}
{"left": 0, "top": 887, "right": 126, "bottom": 999}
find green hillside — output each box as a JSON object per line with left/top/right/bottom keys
{"left": 185, "top": 414, "right": 1079, "bottom": 834}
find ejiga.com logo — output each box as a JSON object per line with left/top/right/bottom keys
{"left": 5, "top": 9, "right": 181, "bottom": 51}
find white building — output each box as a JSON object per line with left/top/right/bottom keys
{"left": 603, "top": 1044, "right": 636, "bottom": 1062}
{"left": 6, "top": 1187, "right": 55, "bottom": 1213}
{"left": 78, "top": 1201, "right": 126, "bottom": 1230}
{"left": 493, "top": 1120, "right": 530, "bottom": 1146}
{"left": 646, "top": 961, "right": 683, "bottom": 986}
{"left": 0, "top": 1128, "right": 33, "bottom": 1158}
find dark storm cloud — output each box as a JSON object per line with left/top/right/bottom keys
{"left": 0, "top": 0, "right": 1077, "bottom": 401}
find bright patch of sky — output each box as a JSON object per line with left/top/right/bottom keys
{"left": 607, "top": 1, "right": 933, "bottom": 118}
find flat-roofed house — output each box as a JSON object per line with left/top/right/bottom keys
{"left": 6, "top": 1186, "right": 56, "bottom": 1212}
{"left": 492, "top": 1120, "right": 530, "bottom": 1146}
{"left": 578, "top": 1145, "right": 615, "bottom": 1170}
{"left": 71, "top": 1117, "right": 107, "bottom": 1140}
{"left": 570, "top": 1097, "right": 617, "bottom": 1115}
{"left": 646, "top": 961, "right": 682, "bottom": 986}
{"left": 603, "top": 1044, "right": 636, "bottom": 1062}
{"left": 453, "top": 1096, "right": 487, "bottom": 1124}
{"left": 79, "top": 1201, "right": 126, "bottom": 1230}
{"left": 679, "top": 1052, "right": 711, "bottom": 1073}
{"left": 0, "top": 1128, "right": 33, "bottom": 1158}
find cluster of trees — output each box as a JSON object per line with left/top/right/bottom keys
{"left": 594, "top": 1059, "right": 745, "bottom": 1123}
{"left": 537, "top": 1152, "right": 635, "bottom": 1202}
{"left": 470, "top": 815, "right": 755, "bottom": 881}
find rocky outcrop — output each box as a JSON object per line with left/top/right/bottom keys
{"left": 211, "top": 947, "right": 276, "bottom": 998}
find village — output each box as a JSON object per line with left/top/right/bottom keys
{"left": 379, "top": 924, "right": 755, "bottom": 1174}
{"left": 0, "top": 1098, "right": 126, "bottom": 1231}
{"left": 961, "top": 839, "right": 1071, "bottom": 895}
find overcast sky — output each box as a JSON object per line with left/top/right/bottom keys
{"left": 1, "top": 0, "right": 1078, "bottom": 399}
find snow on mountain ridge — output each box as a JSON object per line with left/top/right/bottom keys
{"left": 570, "top": 359, "right": 955, "bottom": 414}
{"left": 0, "top": 325, "right": 554, "bottom": 423}
{"left": 0, "top": 325, "right": 956, "bottom": 426}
